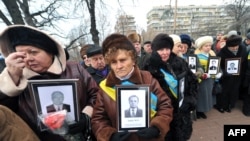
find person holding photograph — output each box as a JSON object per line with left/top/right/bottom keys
{"left": 217, "top": 34, "right": 247, "bottom": 113}
{"left": 124, "top": 95, "right": 143, "bottom": 118}
{"left": 91, "top": 33, "right": 173, "bottom": 141}
{"left": 142, "top": 33, "right": 198, "bottom": 141}
{"left": 0, "top": 25, "right": 100, "bottom": 141}
{"left": 194, "top": 36, "right": 220, "bottom": 118}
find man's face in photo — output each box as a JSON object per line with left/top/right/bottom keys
{"left": 52, "top": 92, "right": 64, "bottom": 105}
{"left": 129, "top": 96, "right": 139, "bottom": 108}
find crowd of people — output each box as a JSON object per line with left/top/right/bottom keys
{"left": 0, "top": 24, "right": 250, "bottom": 141}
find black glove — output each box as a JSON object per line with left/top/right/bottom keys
{"left": 110, "top": 132, "right": 130, "bottom": 141}
{"left": 136, "top": 126, "right": 160, "bottom": 139}
{"left": 68, "top": 113, "right": 88, "bottom": 134}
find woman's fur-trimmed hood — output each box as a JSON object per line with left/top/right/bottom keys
{"left": 0, "top": 25, "right": 66, "bottom": 75}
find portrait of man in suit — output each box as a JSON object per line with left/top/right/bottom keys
{"left": 228, "top": 62, "right": 237, "bottom": 70}
{"left": 189, "top": 57, "right": 196, "bottom": 69}
{"left": 209, "top": 60, "right": 217, "bottom": 70}
{"left": 124, "top": 95, "right": 143, "bottom": 118}
{"left": 227, "top": 62, "right": 238, "bottom": 74}
{"left": 46, "top": 91, "right": 71, "bottom": 113}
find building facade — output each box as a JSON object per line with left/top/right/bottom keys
{"left": 147, "top": 5, "right": 234, "bottom": 39}
{"left": 114, "top": 15, "right": 137, "bottom": 35}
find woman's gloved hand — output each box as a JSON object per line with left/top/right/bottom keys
{"left": 110, "top": 131, "right": 131, "bottom": 141}
{"left": 136, "top": 126, "right": 160, "bottom": 139}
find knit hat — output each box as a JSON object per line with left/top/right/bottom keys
{"left": 169, "top": 34, "right": 181, "bottom": 45}
{"left": 86, "top": 44, "right": 102, "bottom": 57}
{"left": 195, "top": 36, "right": 213, "bottom": 49}
{"left": 226, "top": 35, "right": 242, "bottom": 47}
{"left": 227, "top": 30, "right": 238, "bottom": 37}
{"left": 151, "top": 33, "right": 174, "bottom": 52}
{"left": 127, "top": 33, "right": 141, "bottom": 43}
{"left": 1, "top": 26, "right": 58, "bottom": 55}
{"left": 180, "top": 34, "right": 192, "bottom": 48}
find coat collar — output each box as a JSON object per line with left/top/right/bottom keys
{"left": 105, "top": 66, "right": 144, "bottom": 87}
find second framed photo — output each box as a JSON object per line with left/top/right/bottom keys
{"left": 225, "top": 58, "right": 241, "bottom": 75}
{"left": 187, "top": 55, "right": 197, "bottom": 73}
{"left": 28, "top": 79, "right": 79, "bottom": 131}
{"left": 207, "top": 57, "right": 221, "bottom": 75}
{"left": 116, "top": 85, "right": 150, "bottom": 132}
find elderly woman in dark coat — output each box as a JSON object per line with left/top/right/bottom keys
{"left": 0, "top": 25, "right": 100, "bottom": 141}
{"left": 143, "top": 33, "right": 198, "bottom": 141}
{"left": 91, "top": 33, "right": 173, "bottom": 141}
{"left": 217, "top": 34, "right": 247, "bottom": 113}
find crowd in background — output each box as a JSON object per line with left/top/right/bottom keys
{"left": 0, "top": 25, "right": 250, "bottom": 141}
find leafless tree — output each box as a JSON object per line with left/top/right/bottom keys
{"left": 224, "top": 0, "right": 250, "bottom": 34}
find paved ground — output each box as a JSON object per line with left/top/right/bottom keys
{"left": 189, "top": 100, "right": 250, "bottom": 141}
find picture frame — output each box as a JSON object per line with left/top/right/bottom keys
{"left": 116, "top": 85, "right": 150, "bottom": 132}
{"left": 207, "top": 57, "right": 221, "bottom": 75}
{"left": 225, "top": 58, "right": 241, "bottom": 75}
{"left": 177, "top": 72, "right": 186, "bottom": 108}
{"left": 187, "top": 55, "right": 197, "bottom": 73}
{"left": 28, "top": 79, "right": 79, "bottom": 131}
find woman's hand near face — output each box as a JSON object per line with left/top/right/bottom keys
{"left": 5, "top": 52, "right": 26, "bottom": 85}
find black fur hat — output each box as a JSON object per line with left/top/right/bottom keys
{"left": 226, "top": 35, "right": 242, "bottom": 47}
{"left": 151, "top": 33, "right": 174, "bottom": 52}
{"left": 7, "top": 26, "right": 58, "bottom": 55}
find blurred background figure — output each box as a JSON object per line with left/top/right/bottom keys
{"left": 79, "top": 44, "right": 91, "bottom": 69}
{"left": 86, "top": 45, "right": 109, "bottom": 84}
{"left": 143, "top": 41, "right": 152, "bottom": 54}
{"left": 127, "top": 32, "right": 151, "bottom": 69}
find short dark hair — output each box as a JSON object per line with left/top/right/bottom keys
{"left": 143, "top": 41, "right": 151, "bottom": 45}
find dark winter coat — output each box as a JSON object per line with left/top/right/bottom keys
{"left": 143, "top": 52, "right": 198, "bottom": 141}
{"left": 217, "top": 44, "right": 247, "bottom": 108}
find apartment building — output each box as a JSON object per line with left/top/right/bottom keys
{"left": 147, "top": 5, "right": 234, "bottom": 39}
{"left": 114, "top": 15, "right": 137, "bottom": 35}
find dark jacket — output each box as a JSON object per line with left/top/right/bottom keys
{"left": 143, "top": 52, "right": 198, "bottom": 113}
{"left": 86, "top": 65, "right": 109, "bottom": 84}
{"left": 143, "top": 52, "right": 198, "bottom": 141}
{"left": 91, "top": 66, "right": 173, "bottom": 141}
{"left": 46, "top": 104, "right": 71, "bottom": 113}
{"left": 124, "top": 108, "right": 143, "bottom": 118}
{"left": 137, "top": 50, "right": 151, "bottom": 69}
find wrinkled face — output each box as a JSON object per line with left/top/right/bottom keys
{"left": 129, "top": 96, "right": 139, "bottom": 108}
{"left": 157, "top": 48, "right": 171, "bottom": 62}
{"left": 133, "top": 42, "right": 141, "bottom": 54}
{"left": 110, "top": 50, "right": 135, "bottom": 78}
{"left": 200, "top": 43, "right": 212, "bottom": 53}
{"left": 228, "top": 45, "right": 239, "bottom": 52}
{"left": 15, "top": 45, "right": 53, "bottom": 73}
{"left": 172, "top": 43, "right": 182, "bottom": 55}
{"left": 143, "top": 43, "right": 152, "bottom": 53}
{"left": 89, "top": 54, "right": 106, "bottom": 70}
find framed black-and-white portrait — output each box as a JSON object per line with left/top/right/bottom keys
{"left": 28, "top": 79, "right": 79, "bottom": 131}
{"left": 225, "top": 58, "right": 241, "bottom": 75}
{"left": 207, "top": 57, "right": 221, "bottom": 75}
{"left": 116, "top": 85, "right": 150, "bottom": 132}
{"left": 187, "top": 55, "right": 197, "bottom": 73}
